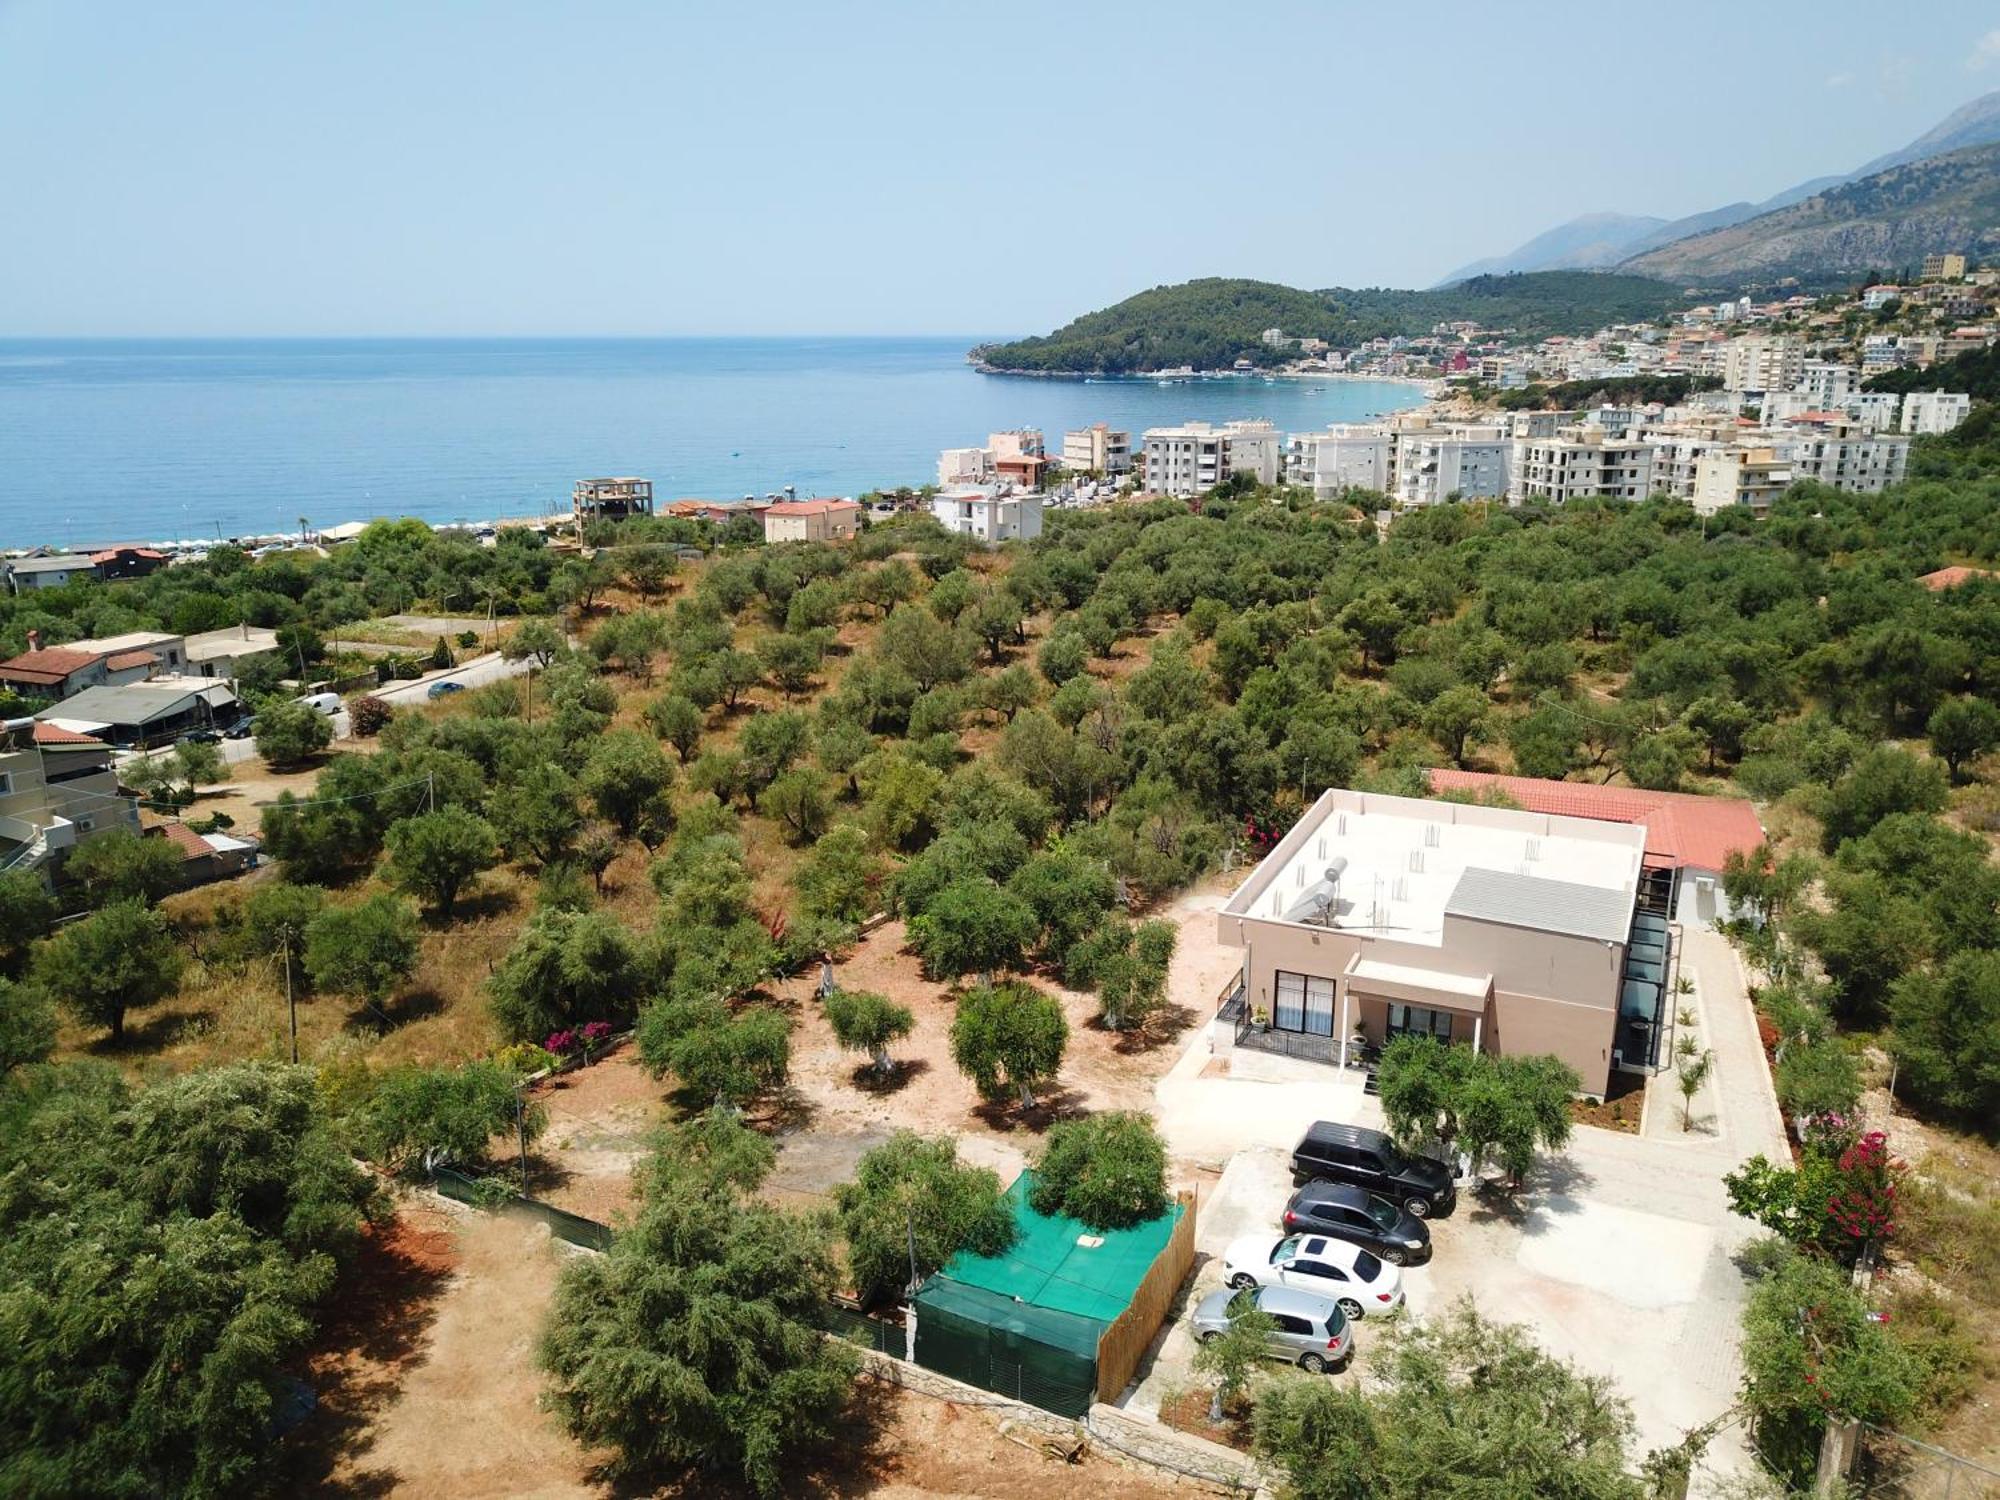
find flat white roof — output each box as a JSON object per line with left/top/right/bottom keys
{"left": 1223, "top": 788, "right": 1645, "bottom": 948}
{"left": 1346, "top": 957, "right": 1491, "bottom": 997}
{"left": 69, "top": 630, "right": 180, "bottom": 655}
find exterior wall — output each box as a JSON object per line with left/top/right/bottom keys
{"left": 1900, "top": 391, "right": 1971, "bottom": 435}
{"left": 1219, "top": 909, "right": 1624, "bottom": 1094}
{"left": 762, "top": 507, "right": 859, "bottom": 543}
{"left": 1286, "top": 428, "right": 1392, "bottom": 499}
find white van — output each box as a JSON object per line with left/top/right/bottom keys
{"left": 296, "top": 691, "right": 343, "bottom": 716}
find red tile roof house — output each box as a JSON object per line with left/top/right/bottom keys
{"left": 1426, "top": 770, "right": 1765, "bottom": 928}
{"left": 0, "top": 646, "right": 108, "bottom": 699}
{"left": 1918, "top": 565, "right": 1995, "bottom": 591}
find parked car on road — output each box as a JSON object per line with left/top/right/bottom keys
{"left": 1189, "top": 1284, "right": 1351, "bottom": 1373}
{"left": 224, "top": 718, "right": 256, "bottom": 740}
{"left": 181, "top": 727, "right": 221, "bottom": 745}
{"left": 426, "top": 679, "right": 465, "bottom": 700}
{"left": 296, "top": 691, "right": 343, "bottom": 716}
{"left": 1282, "top": 1181, "right": 1431, "bottom": 1265}
{"left": 1221, "top": 1233, "right": 1403, "bottom": 1319}
{"left": 1290, "top": 1121, "right": 1455, "bottom": 1218}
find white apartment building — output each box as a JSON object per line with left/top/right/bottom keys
{"left": 1861, "top": 285, "right": 1903, "bottom": 311}
{"left": 1511, "top": 426, "right": 1657, "bottom": 505}
{"left": 1285, "top": 424, "right": 1392, "bottom": 499}
{"left": 1641, "top": 424, "right": 1735, "bottom": 500}
{"left": 930, "top": 487, "right": 1045, "bottom": 544}
{"left": 1758, "top": 390, "right": 1814, "bottom": 426}
{"left": 1900, "top": 391, "right": 1972, "bottom": 435}
{"left": 1060, "top": 424, "right": 1131, "bottom": 474}
{"left": 1842, "top": 392, "right": 1902, "bottom": 432}
{"left": 1142, "top": 420, "right": 1282, "bottom": 498}
{"left": 1797, "top": 361, "right": 1855, "bottom": 407}
{"left": 1693, "top": 446, "right": 1794, "bottom": 517}
{"left": 937, "top": 446, "right": 993, "bottom": 487}
{"left": 1862, "top": 336, "right": 1904, "bottom": 371}
{"left": 1784, "top": 420, "right": 1910, "bottom": 493}
{"left": 1392, "top": 425, "right": 1511, "bottom": 508}
{"left": 1721, "top": 334, "right": 1803, "bottom": 394}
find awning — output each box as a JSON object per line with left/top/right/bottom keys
{"left": 1343, "top": 955, "right": 1492, "bottom": 1014}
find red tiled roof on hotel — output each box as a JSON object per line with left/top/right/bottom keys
{"left": 104, "top": 650, "right": 159, "bottom": 671}
{"left": 1426, "top": 769, "right": 1765, "bottom": 873}
{"left": 31, "top": 721, "right": 104, "bottom": 746}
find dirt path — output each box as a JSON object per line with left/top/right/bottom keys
{"left": 324, "top": 1209, "right": 607, "bottom": 1499}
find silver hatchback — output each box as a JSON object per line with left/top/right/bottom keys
{"left": 1189, "top": 1283, "right": 1352, "bottom": 1373}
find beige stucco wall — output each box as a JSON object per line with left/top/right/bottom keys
{"left": 1219, "top": 907, "right": 1624, "bottom": 1094}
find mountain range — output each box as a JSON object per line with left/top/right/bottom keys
{"left": 1438, "top": 90, "right": 2000, "bottom": 285}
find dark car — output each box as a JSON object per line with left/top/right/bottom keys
{"left": 224, "top": 718, "right": 256, "bottom": 740}
{"left": 1289, "top": 1121, "right": 1456, "bottom": 1218}
{"left": 1283, "top": 1181, "right": 1432, "bottom": 1264}
{"left": 181, "top": 727, "right": 221, "bottom": 745}
{"left": 426, "top": 679, "right": 465, "bottom": 700}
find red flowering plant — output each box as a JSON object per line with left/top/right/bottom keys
{"left": 1824, "top": 1130, "right": 1902, "bottom": 1249}
{"left": 545, "top": 1029, "right": 580, "bottom": 1058}
{"left": 580, "top": 1020, "right": 613, "bottom": 1061}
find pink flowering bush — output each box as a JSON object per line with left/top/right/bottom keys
{"left": 545, "top": 1029, "right": 580, "bottom": 1057}
{"left": 1825, "top": 1130, "right": 1902, "bottom": 1247}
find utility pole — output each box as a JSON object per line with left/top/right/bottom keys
{"left": 515, "top": 1090, "right": 531, "bottom": 1197}
{"left": 284, "top": 932, "right": 298, "bottom": 1065}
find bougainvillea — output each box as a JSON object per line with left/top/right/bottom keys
{"left": 1825, "top": 1130, "right": 1902, "bottom": 1246}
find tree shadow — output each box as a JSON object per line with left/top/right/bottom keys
{"left": 276, "top": 1215, "right": 456, "bottom": 1496}
{"left": 437, "top": 884, "right": 521, "bottom": 924}
{"left": 1090, "top": 1002, "right": 1199, "bottom": 1056}
{"left": 849, "top": 1058, "right": 930, "bottom": 1095}
{"left": 970, "top": 1084, "right": 1091, "bottom": 1133}
{"left": 93, "top": 1003, "right": 216, "bottom": 1054}
{"left": 345, "top": 987, "right": 444, "bottom": 1036}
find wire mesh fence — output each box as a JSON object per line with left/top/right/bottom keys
{"left": 1851, "top": 1424, "right": 2000, "bottom": 1500}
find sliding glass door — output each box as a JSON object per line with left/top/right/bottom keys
{"left": 1275, "top": 971, "right": 1336, "bottom": 1036}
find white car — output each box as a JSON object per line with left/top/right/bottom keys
{"left": 1222, "top": 1232, "right": 1405, "bottom": 1319}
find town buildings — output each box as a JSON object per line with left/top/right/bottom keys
{"left": 1060, "top": 424, "right": 1131, "bottom": 474}
{"left": 1721, "top": 334, "right": 1804, "bottom": 394}
{"left": 1389, "top": 424, "right": 1511, "bottom": 507}
{"left": 4, "top": 554, "right": 98, "bottom": 591}
{"left": 1285, "top": 425, "right": 1392, "bottom": 499}
{"left": 1140, "top": 420, "right": 1282, "bottom": 498}
{"left": 1511, "top": 426, "right": 1656, "bottom": 504}
{"left": 1692, "top": 445, "right": 1794, "bottom": 517}
{"left": 1213, "top": 780, "right": 1764, "bottom": 1095}
{"left": 0, "top": 720, "right": 140, "bottom": 871}
{"left": 571, "top": 477, "right": 654, "bottom": 526}
{"left": 1900, "top": 390, "right": 1973, "bottom": 435}
{"left": 1922, "top": 252, "right": 1967, "bottom": 282}
{"left": 761, "top": 498, "right": 861, "bottom": 543}
{"left": 0, "top": 630, "right": 187, "bottom": 702}
{"left": 184, "top": 625, "right": 283, "bottom": 683}
{"left": 929, "top": 488, "right": 1045, "bottom": 543}
{"left": 35, "top": 680, "right": 239, "bottom": 749}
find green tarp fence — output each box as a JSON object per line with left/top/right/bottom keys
{"left": 913, "top": 1276, "right": 1102, "bottom": 1418}
{"left": 429, "top": 1166, "right": 615, "bottom": 1251}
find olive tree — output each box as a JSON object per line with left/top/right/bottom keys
{"left": 949, "top": 981, "right": 1067, "bottom": 1110}
{"left": 823, "top": 988, "right": 914, "bottom": 1078}
{"left": 33, "top": 898, "right": 185, "bottom": 1042}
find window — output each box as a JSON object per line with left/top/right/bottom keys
{"left": 0, "top": 772, "right": 11, "bottom": 796}
{"left": 1387, "top": 1003, "right": 1452, "bottom": 1041}
{"left": 1272, "top": 1313, "right": 1312, "bottom": 1336}
{"left": 1274, "top": 970, "right": 1335, "bottom": 1035}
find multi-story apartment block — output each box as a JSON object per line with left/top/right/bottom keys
{"left": 937, "top": 447, "right": 994, "bottom": 487}
{"left": 1783, "top": 418, "right": 1910, "bottom": 493}
{"left": 1060, "top": 424, "right": 1131, "bottom": 474}
{"left": 929, "top": 488, "right": 1045, "bottom": 544}
{"left": 987, "top": 429, "right": 1045, "bottom": 461}
{"left": 1861, "top": 335, "right": 1904, "bottom": 371}
{"left": 1841, "top": 392, "right": 1903, "bottom": 432}
{"left": 1692, "top": 446, "right": 1794, "bottom": 517}
{"left": 1758, "top": 390, "right": 1814, "bottom": 426}
{"left": 1861, "top": 285, "right": 1903, "bottom": 311}
{"left": 0, "top": 720, "right": 141, "bottom": 871}
{"left": 1900, "top": 390, "right": 1972, "bottom": 435}
{"left": 1285, "top": 424, "right": 1392, "bottom": 500}
{"left": 1141, "top": 420, "right": 1281, "bottom": 498}
{"left": 1721, "top": 334, "right": 1803, "bottom": 394}
{"left": 1796, "top": 360, "right": 1856, "bottom": 407}
{"left": 1511, "top": 425, "right": 1657, "bottom": 505}
{"left": 1391, "top": 425, "right": 1511, "bottom": 508}
{"left": 1922, "top": 252, "right": 1967, "bottom": 282}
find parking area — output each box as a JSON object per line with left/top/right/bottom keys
{"left": 1127, "top": 929, "right": 1783, "bottom": 1488}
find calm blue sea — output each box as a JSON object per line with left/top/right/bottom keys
{"left": 0, "top": 338, "right": 1424, "bottom": 548}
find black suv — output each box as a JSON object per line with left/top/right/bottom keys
{"left": 1283, "top": 1181, "right": 1432, "bottom": 1264}
{"left": 1289, "top": 1122, "right": 1455, "bottom": 1218}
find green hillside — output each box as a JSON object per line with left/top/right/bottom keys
{"left": 974, "top": 272, "right": 1687, "bottom": 374}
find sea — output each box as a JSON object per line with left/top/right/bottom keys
{"left": 0, "top": 338, "right": 1426, "bottom": 549}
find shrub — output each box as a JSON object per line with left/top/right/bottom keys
{"left": 834, "top": 1132, "right": 1015, "bottom": 1305}
{"left": 349, "top": 694, "right": 394, "bottom": 736}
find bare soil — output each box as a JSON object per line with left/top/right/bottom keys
{"left": 521, "top": 1043, "right": 670, "bottom": 1224}
{"left": 1156, "top": 1385, "right": 1256, "bottom": 1454}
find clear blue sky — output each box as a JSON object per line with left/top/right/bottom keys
{"left": 4, "top": 0, "right": 1997, "bottom": 337}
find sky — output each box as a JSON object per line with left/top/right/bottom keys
{"left": 4, "top": 0, "right": 1999, "bottom": 338}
